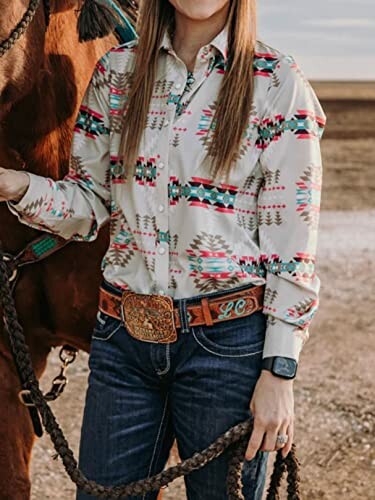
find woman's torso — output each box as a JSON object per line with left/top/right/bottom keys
{"left": 102, "top": 31, "right": 288, "bottom": 298}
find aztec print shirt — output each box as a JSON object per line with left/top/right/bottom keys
{"left": 8, "top": 25, "right": 327, "bottom": 361}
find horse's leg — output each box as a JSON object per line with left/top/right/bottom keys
{"left": 0, "top": 332, "right": 50, "bottom": 500}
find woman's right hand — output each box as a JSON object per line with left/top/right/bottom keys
{"left": 0, "top": 167, "right": 30, "bottom": 203}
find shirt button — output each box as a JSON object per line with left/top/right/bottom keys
{"left": 159, "top": 162, "right": 165, "bottom": 169}
{"left": 175, "top": 83, "right": 182, "bottom": 89}
{"left": 158, "top": 247, "right": 166, "bottom": 255}
{"left": 158, "top": 204, "right": 165, "bottom": 213}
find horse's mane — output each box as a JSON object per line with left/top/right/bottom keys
{"left": 117, "top": 0, "right": 138, "bottom": 25}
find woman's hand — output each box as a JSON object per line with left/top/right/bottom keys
{"left": 0, "top": 167, "right": 30, "bottom": 203}
{"left": 246, "top": 370, "right": 294, "bottom": 460}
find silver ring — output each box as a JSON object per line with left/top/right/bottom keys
{"left": 276, "top": 434, "right": 288, "bottom": 446}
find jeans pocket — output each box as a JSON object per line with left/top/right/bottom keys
{"left": 192, "top": 311, "right": 266, "bottom": 357}
{"left": 91, "top": 310, "right": 122, "bottom": 341}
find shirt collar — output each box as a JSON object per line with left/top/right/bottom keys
{"left": 159, "top": 24, "right": 229, "bottom": 63}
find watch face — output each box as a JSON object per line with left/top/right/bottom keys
{"left": 273, "top": 357, "right": 297, "bottom": 379}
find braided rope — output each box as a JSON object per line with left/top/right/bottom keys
{"left": 226, "top": 438, "right": 248, "bottom": 499}
{"left": 0, "top": 254, "right": 300, "bottom": 498}
{"left": 266, "top": 449, "right": 286, "bottom": 500}
{"left": 0, "top": 0, "right": 43, "bottom": 58}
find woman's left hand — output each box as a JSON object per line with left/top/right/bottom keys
{"left": 245, "top": 370, "right": 294, "bottom": 460}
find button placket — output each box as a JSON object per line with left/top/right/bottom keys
{"left": 166, "top": 57, "right": 195, "bottom": 122}
{"left": 154, "top": 54, "right": 216, "bottom": 297}
{"left": 154, "top": 101, "right": 174, "bottom": 294}
{"left": 172, "top": 53, "right": 218, "bottom": 122}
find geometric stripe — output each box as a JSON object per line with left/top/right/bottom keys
{"left": 257, "top": 111, "right": 326, "bottom": 150}
{"left": 135, "top": 157, "right": 157, "bottom": 186}
{"left": 253, "top": 52, "right": 279, "bottom": 77}
{"left": 74, "top": 106, "right": 110, "bottom": 139}
{"left": 169, "top": 176, "right": 237, "bottom": 213}
{"left": 262, "top": 252, "right": 316, "bottom": 281}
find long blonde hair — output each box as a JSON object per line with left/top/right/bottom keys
{"left": 121, "top": 0, "right": 257, "bottom": 182}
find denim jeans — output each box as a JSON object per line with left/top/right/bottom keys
{"left": 76, "top": 281, "right": 269, "bottom": 500}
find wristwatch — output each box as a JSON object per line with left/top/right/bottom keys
{"left": 261, "top": 356, "right": 298, "bottom": 380}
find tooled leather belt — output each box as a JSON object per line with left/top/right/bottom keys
{"left": 98, "top": 284, "right": 265, "bottom": 344}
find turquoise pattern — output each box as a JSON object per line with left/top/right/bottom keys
{"left": 32, "top": 236, "right": 58, "bottom": 257}
{"left": 218, "top": 298, "right": 247, "bottom": 320}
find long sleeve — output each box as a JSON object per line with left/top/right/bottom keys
{"left": 257, "top": 54, "right": 327, "bottom": 361}
{"left": 7, "top": 52, "right": 112, "bottom": 241}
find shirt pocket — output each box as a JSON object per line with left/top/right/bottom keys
{"left": 191, "top": 311, "right": 267, "bottom": 357}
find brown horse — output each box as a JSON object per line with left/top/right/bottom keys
{"left": 0, "top": 1, "right": 131, "bottom": 497}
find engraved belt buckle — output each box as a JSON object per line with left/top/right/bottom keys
{"left": 121, "top": 291, "right": 178, "bottom": 343}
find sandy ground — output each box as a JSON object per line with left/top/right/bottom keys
{"left": 29, "top": 82, "right": 375, "bottom": 499}
{"left": 311, "top": 81, "right": 375, "bottom": 100}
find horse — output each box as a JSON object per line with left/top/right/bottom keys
{"left": 0, "top": 1, "right": 138, "bottom": 497}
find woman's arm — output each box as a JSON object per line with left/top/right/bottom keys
{"left": 1, "top": 52, "right": 112, "bottom": 242}
{"left": 257, "top": 54, "right": 326, "bottom": 361}
{"left": 246, "top": 53, "right": 327, "bottom": 459}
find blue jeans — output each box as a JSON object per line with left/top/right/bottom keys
{"left": 76, "top": 281, "right": 269, "bottom": 500}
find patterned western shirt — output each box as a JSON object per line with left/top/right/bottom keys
{"left": 8, "top": 25, "right": 327, "bottom": 361}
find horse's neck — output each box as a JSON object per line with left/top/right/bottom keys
{"left": 4, "top": 10, "right": 114, "bottom": 180}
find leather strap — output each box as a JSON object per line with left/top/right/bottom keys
{"left": 13, "top": 234, "right": 70, "bottom": 269}
{"left": 4, "top": 234, "right": 70, "bottom": 293}
{"left": 99, "top": 284, "right": 265, "bottom": 330}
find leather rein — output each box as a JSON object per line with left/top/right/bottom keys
{"left": 0, "top": 0, "right": 50, "bottom": 58}
{"left": 1, "top": 234, "right": 75, "bottom": 437}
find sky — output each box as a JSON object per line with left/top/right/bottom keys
{"left": 257, "top": 0, "right": 375, "bottom": 80}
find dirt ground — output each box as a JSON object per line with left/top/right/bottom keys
{"left": 30, "top": 82, "right": 375, "bottom": 499}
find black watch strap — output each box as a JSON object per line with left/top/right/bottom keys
{"left": 262, "top": 357, "right": 275, "bottom": 372}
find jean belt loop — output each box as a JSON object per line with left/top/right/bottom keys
{"left": 178, "top": 298, "right": 190, "bottom": 334}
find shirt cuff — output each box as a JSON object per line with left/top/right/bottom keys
{"left": 262, "top": 316, "right": 309, "bottom": 362}
{"left": 7, "top": 172, "right": 50, "bottom": 218}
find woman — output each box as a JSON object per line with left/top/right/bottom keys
{"left": 0, "top": 0, "right": 326, "bottom": 498}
